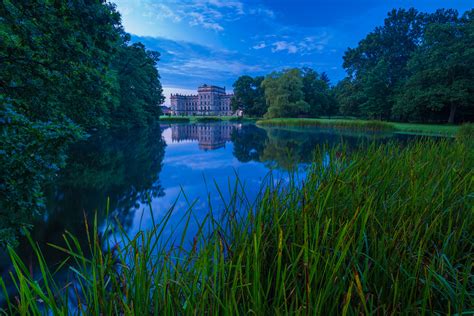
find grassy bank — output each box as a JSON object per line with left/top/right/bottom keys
{"left": 160, "top": 116, "right": 259, "bottom": 123}
{"left": 159, "top": 116, "right": 191, "bottom": 123}
{"left": 257, "top": 118, "right": 462, "bottom": 136}
{"left": 2, "top": 139, "right": 473, "bottom": 314}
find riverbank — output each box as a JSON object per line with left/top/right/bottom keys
{"left": 159, "top": 115, "right": 258, "bottom": 123}
{"left": 256, "top": 118, "right": 462, "bottom": 136}
{"left": 2, "top": 137, "right": 472, "bottom": 314}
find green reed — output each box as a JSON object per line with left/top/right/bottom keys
{"left": 159, "top": 117, "right": 191, "bottom": 123}
{"left": 1, "top": 138, "right": 473, "bottom": 315}
{"left": 195, "top": 116, "right": 223, "bottom": 122}
{"left": 257, "top": 118, "right": 396, "bottom": 131}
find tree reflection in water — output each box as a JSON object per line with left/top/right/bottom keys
{"left": 1, "top": 125, "right": 166, "bottom": 270}
{"left": 1, "top": 122, "right": 429, "bottom": 306}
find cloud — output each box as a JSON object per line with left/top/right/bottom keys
{"left": 255, "top": 30, "right": 332, "bottom": 55}
{"left": 248, "top": 7, "right": 275, "bottom": 18}
{"left": 116, "top": 0, "right": 279, "bottom": 34}
{"left": 252, "top": 42, "right": 266, "bottom": 50}
{"left": 133, "top": 35, "right": 274, "bottom": 103}
{"left": 189, "top": 12, "right": 224, "bottom": 31}
{"left": 271, "top": 41, "right": 298, "bottom": 54}
{"left": 145, "top": 3, "right": 183, "bottom": 23}
{"left": 207, "top": 0, "right": 245, "bottom": 15}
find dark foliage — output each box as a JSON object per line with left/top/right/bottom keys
{"left": 0, "top": 0, "right": 164, "bottom": 245}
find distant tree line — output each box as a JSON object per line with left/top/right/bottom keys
{"left": 0, "top": 0, "right": 164, "bottom": 245}
{"left": 232, "top": 68, "right": 335, "bottom": 118}
{"left": 232, "top": 8, "right": 474, "bottom": 123}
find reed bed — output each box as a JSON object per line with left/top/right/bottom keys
{"left": 457, "top": 123, "right": 474, "bottom": 143}
{"left": 2, "top": 139, "right": 473, "bottom": 315}
{"left": 159, "top": 117, "right": 191, "bottom": 123}
{"left": 257, "top": 118, "right": 396, "bottom": 132}
{"left": 195, "top": 116, "right": 223, "bottom": 122}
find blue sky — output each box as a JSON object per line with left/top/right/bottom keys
{"left": 112, "top": 0, "right": 472, "bottom": 105}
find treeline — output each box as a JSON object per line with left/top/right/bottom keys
{"left": 1, "top": 0, "right": 164, "bottom": 130}
{"left": 232, "top": 69, "right": 335, "bottom": 118}
{"left": 232, "top": 8, "right": 474, "bottom": 123}
{"left": 0, "top": 0, "right": 163, "bottom": 244}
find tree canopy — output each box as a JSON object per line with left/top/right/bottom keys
{"left": 235, "top": 8, "right": 473, "bottom": 123}
{"left": 233, "top": 68, "right": 336, "bottom": 119}
{"left": 231, "top": 75, "right": 266, "bottom": 117}
{"left": 339, "top": 8, "right": 474, "bottom": 123}
{"left": 0, "top": 0, "right": 165, "bottom": 245}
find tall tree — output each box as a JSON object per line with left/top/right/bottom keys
{"left": 262, "top": 69, "right": 309, "bottom": 118}
{"left": 112, "top": 40, "right": 164, "bottom": 127}
{"left": 393, "top": 9, "right": 474, "bottom": 123}
{"left": 0, "top": 0, "right": 123, "bottom": 128}
{"left": 342, "top": 8, "right": 426, "bottom": 119}
{"left": 231, "top": 75, "right": 266, "bottom": 116}
{"left": 0, "top": 0, "right": 165, "bottom": 244}
{"left": 301, "top": 68, "right": 336, "bottom": 117}
{"left": 333, "top": 78, "right": 363, "bottom": 117}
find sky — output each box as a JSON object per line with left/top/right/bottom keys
{"left": 112, "top": 0, "right": 472, "bottom": 105}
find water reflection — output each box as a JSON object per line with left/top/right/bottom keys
{"left": 171, "top": 123, "right": 236, "bottom": 151}
{"left": 1, "top": 123, "right": 423, "bottom": 249}
{"left": 1, "top": 122, "right": 427, "bottom": 299}
{"left": 0, "top": 125, "right": 166, "bottom": 285}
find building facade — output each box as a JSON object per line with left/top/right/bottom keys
{"left": 170, "top": 84, "right": 234, "bottom": 116}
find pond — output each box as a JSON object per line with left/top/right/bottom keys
{"left": 0, "top": 122, "right": 427, "bottom": 301}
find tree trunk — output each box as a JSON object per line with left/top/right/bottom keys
{"left": 448, "top": 103, "right": 457, "bottom": 124}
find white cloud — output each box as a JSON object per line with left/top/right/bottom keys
{"left": 248, "top": 7, "right": 275, "bottom": 18}
{"left": 252, "top": 42, "right": 266, "bottom": 50}
{"left": 264, "top": 30, "right": 332, "bottom": 55}
{"left": 272, "top": 41, "right": 298, "bottom": 54}
{"left": 206, "top": 0, "right": 245, "bottom": 15}
{"left": 115, "top": 0, "right": 278, "bottom": 34}
{"left": 189, "top": 12, "right": 224, "bottom": 31}
{"left": 147, "top": 3, "right": 183, "bottom": 23}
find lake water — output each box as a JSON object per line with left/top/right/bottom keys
{"left": 0, "top": 122, "right": 425, "bottom": 299}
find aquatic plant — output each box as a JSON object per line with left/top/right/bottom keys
{"left": 159, "top": 117, "right": 191, "bottom": 123}
{"left": 195, "top": 116, "right": 223, "bottom": 122}
{"left": 2, "top": 139, "right": 472, "bottom": 314}
{"left": 257, "top": 118, "right": 396, "bottom": 131}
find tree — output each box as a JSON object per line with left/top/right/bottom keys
{"left": 0, "top": 0, "right": 123, "bottom": 129}
{"left": 301, "top": 68, "right": 336, "bottom": 117}
{"left": 231, "top": 75, "right": 266, "bottom": 117}
{"left": 0, "top": 103, "right": 82, "bottom": 246}
{"left": 112, "top": 41, "right": 164, "bottom": 128}
{"left": 342, "top": 8, "right": 426, "bottom": 120}
{"left": 0, "top": 0, "right": 165, "bottom": 244}
{"left": 262, "top": 69, "right": 309, "bottom": 118}
{"left": 333, "top": 78, "right": 363, "bottom": 117}
{"left": 393, "top": 10, "right": 474, "bottom": 123}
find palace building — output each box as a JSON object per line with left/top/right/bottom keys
{"left": 170, "top": 84, "right": 234, "bottom": 116}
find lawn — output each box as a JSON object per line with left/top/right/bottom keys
{"left": 159, "top": 115, "right": 259, "bottom": 123}
{"left": 256, "top": 118, "right": 462, "bottom": 136}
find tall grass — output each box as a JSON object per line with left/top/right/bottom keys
{"left": 456, "top": 123, "right": 474, "bottom": 143}
{"left": 2, "top": 139, "right": 473, "bottom": 314}
{"left": 159, "top": 117, "right": 191, "bottom": 123}
{"left": 195, "top": 116, "right": 222, "bottom": 122}
{"left": 257, "top": 118, "right": 396, "bottom": 131}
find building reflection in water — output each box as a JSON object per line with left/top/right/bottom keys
{"left": 170, "top": 123, "right": 241, "bottom": 151}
